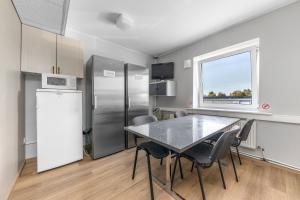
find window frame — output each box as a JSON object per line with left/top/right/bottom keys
{"left": 193, "top": 39, "right": 260, "bottom": 110}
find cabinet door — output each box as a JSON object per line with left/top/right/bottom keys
{"left": 157, "top": 82, "right": 167, "bottom": 95}
{"left": 21, "top": 25, "right": 56, "bottom": 74}
{"left": 57, "top": 35, "right": 84, "bottom": 78}
{"left": 149, "top": 84, "right": 158, "bottom": 96}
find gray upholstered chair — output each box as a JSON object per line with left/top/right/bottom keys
{"left": 232, "top": 119, "right": 255, "bottom": 165}
{"left": 203, "top": 119, "right": 255, "bottom": 165}
{"left": 171, "top": 127, "right": 241, "bottom": 200}
{"left": 174, "top": 110, "right": 188, "bottom": 118}
{"left": 131, "top": 115, "right": 183, "bottom": 200}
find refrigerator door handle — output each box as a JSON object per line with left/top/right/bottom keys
{"left": 94, "top": 95, "right": 97, "bottom": 109}
{"left": 128, "top": 97, "right": 131, "bottom": 109}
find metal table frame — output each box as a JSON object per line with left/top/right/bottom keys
{"left": 125, "top": 115, "right": 240, "bottom": 199}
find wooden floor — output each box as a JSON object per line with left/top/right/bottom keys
{"left": 9, "top": 148, "right": 300, "bottom": 200}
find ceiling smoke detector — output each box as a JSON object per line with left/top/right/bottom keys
{"left": 115, "top": 14, "right": 134, "bottom": 30}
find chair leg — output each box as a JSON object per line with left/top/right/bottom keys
{"left": 217, "top": 160, "right": 226, "bottom": 189}
{"left": 191, "top": 162, "right": 194, "bottom": 172}
{"left": 146, "top": 153, "right": 154, "bottom": 200}
{"left": 196, "top": 165, "right": 206, "bottom": 200}
{"left": 132, "top": 147, "right": 139, "bottom": 180}
{"left": 160, "top": 158, "right": 163, "bottom": 166}
{"left": 178, "top": 157, "right": 184, "bottom": 179}
{"left": 171, "top": 157, "right": 178, "bottom": 190}
{"left": 230, "top": 150, "right": 239, "bottom": 182}
{"left": 236, "top": 146, "right": 242, "bottom": 165}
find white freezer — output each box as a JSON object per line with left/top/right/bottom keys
{"left": 36, "top": 89, "right": 83, "bottom": 172}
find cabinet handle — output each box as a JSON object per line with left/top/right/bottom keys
{"left": 58, "top": 66, "right": 60, "bottom": 74}
{"left": 52, "top": 66, "right": 55, "bottom": 74}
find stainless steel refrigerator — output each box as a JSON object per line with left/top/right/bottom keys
{"left": 86, "top": 55, "right": 149, "bottom": 159}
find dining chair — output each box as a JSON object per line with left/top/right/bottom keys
{"left": 174, "top": 111, "right": 222, "bottom": 175}
{"left": 171, "top": 127, "right": 241, "bottom": 200}
{"left": 232, "top": 119, "right": 255, "bottom": 165}
{"left": 174, "top": 110, "right": 188, "bottom": 118}
{"left": 131, "top": 115, "right": 183, "bottom": 200}
{"left": 190, "top": 131, "right": 224, "bottom": 173}
{"left": 203, "top": 119, "right": 254, "bottom": 165}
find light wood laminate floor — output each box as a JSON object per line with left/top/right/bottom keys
{"left": 9, "top": 148, "right": 300, "bottom": 200}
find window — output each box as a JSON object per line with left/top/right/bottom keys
{"left": 193, "top": 39, "right": 259, "bottom": 109}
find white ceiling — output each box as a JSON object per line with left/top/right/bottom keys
{"left": 66, "top": 0, "right": 298, "bottom": 56}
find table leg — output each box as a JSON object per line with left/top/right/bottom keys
{"left": 152, "top": 151, "right": 185, "bottom": 200}
{"left": 166, "top": 152, "right": 171, "bottom": 182}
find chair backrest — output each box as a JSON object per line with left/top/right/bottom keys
{"left": 132, "top": 115, "right": 158, "bottom": 126}
{"left": 175, "top": 110, "right": 188, "bottom": 118}
{"left": 209, "top": 126, "right": 241, "bottom": 162}
{"left": 239, "top": 119, "right": 254, "bottom": 141}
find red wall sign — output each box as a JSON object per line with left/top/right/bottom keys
{"left": 261, "top": 103, "right": 271, "bottom": 110}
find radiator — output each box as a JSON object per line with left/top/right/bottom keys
{"left": 226, "top": 120, "right": 257, "bottom": 149}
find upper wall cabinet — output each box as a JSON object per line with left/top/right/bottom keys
{"left": 21, "top": 25, "right": 84, "bottom": 78}
{"left": 21, "top": 25, "right": 56, "bottom": 74}
{"left": 57, "top": 35, "right": 84, "bottom": 78}
{"left": 12, "top": 0, "right": 70, "bottom": 35}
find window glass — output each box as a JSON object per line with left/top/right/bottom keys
{"left": 201, "top": 51, "right": 252, "bottom": 105}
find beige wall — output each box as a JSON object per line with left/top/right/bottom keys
{"left": 0, "top": 0, "right": 24, "bottom": 199}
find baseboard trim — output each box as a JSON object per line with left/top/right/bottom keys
{"left": 235, "top": 150, "right": 300, "bottom": 173}
{"left": 6, "top": 160, "right": 25, "bottom": 200}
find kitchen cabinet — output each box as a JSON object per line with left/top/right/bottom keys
{"left": 57, "top": 35, "right": 84, "bottom": 78}
{"left": 21, "top": 25, "right": 56, "bottom": 74}
{"left": 149, "top": 80, "right": 176, "bottom": 96}
{"left": 21, "top": 25, "right": 84, "bottom": 78}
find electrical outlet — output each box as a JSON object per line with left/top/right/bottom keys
{"left": 257, "top": 145, "right": 265, "bottom": 152}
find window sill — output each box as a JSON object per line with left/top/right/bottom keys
{"left": 158, "top": 107, "right": 300, "bottom": 125}
{"left": 189, "top": 107, "right": 272, "bottom": 116}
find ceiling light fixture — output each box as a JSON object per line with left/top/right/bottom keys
{"left": 115, "top": 14, "right": 134, "bottom": 30}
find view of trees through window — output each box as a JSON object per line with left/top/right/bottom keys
{"left": 201, "top": 51, "right": 252, "bottom": 105}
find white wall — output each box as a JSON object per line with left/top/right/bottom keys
{"left": 0, "top": 0, "right": 24, "bottom": 199}
{"left": 24, "top": 28, "right": 153, "bottom": 158}
{"left": 65, "top": 28, "right": 153, "bottom": 67}
{"left": 66, "top": 28, "right": 153, "bottom": 128}
{"left": 157, "top": 2, "right": 300, "bottom": 169}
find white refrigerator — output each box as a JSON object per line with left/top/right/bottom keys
{"left": 36, "top": 89, "right": 83, "bottom": 172}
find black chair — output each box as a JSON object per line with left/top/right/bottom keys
{"left": 232, "top": 119, "right": 255, "bottom": 165}
{"left": 131, "top": 115, "right": 176, "bottom": 200}
{"left": 206, "top": 131, "right": 223, "bottom": 143}
{"left": 174, "top": 111, "right": 222, "bottom": 173}
{"left": 171, "top": 127, "right": 241, "bottom": 200}
{"left": 174, "top": 110, "right": 188, "bottom": 118}
{"left": 204, "top": 119, "right": 255, "bottom": 165}
{"left": 131, "top": 115, "right": 168, "bottom": 167}
{"left": 190, "top": 131, "right": 224, "bottom": 173}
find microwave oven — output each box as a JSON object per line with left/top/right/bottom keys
{"left": 42, "top": 73, "right": 77, "bottom": 90}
